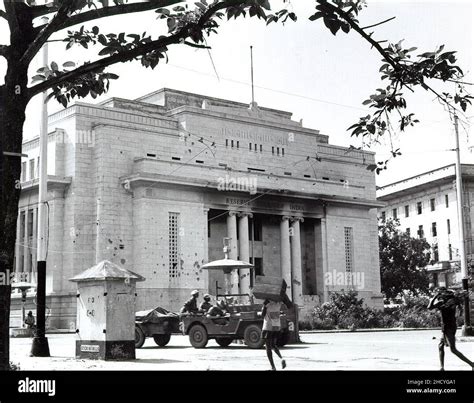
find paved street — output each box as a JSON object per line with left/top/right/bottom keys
{"left": 10, "top": 330, "right": 474, "bottom": 371}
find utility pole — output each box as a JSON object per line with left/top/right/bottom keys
{"left": 453, "top": 114, "right": 473, "bottom": 337}
{"left": 250, "top": 45, "right": 257, "bottom": 110}
{"left": 31, "top": 16, "right": 51, "bottom": 357}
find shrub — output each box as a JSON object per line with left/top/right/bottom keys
{"left": 303, "top": 291, "right": 448, "bottom": 330}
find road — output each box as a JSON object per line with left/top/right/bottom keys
{"left": 10, "top": 330, "right": 474, "bottom": 371}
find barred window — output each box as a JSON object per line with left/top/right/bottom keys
{"left": 169, "top": 212, "right": 180, "bottom": 280}
{"left": 344, "top": 227, "right": 354, "bottom": 273}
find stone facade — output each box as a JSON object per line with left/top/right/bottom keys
{"left": 13, "top": 88, "right": 383, "bottom": 328}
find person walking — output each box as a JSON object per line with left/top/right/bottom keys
{"left": 262, "top": 299, "right": 286, "bottom": 371}
{"left": 428, "top": 287, "right": 473, "bottom": 371}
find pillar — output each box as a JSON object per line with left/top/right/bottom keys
{"left": 15, "top": 213, "right": 21, "bottom": 272}
{"left": 226, "top": 211, "right": 239, "bottom": 294}
{"left": 23, "top": 209, "right": 29, "bottom": 274}
{"left": 280, "top": 216, "right": 292, "bottom": 300}
{"left": 290, "top": 217, "right": 304, "bottom": 307}
{"left": 321, "top": 217, "right": 329, "bottom": 303}
{"left": 238, "top": 212, "right": 252, "bottom": 295}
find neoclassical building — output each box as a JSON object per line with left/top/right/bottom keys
{"left": 12, "top": 88, "right": 383, "bottom": 328}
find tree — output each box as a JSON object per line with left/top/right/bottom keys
{"left": 0, "top": 0, "right": 470, "bottom": 370}
{"left": 379, "top": 218, "right": 431, "bottom": 300}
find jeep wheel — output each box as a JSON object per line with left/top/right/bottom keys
{"left": 244, "top": 324, "right": 264, "bottom": 349}
{"left": 153, "top": 334, "right": 171, "bottom": 347}
{"left": 215, "top": 337, "right": 233, "bottom": 348}
{"left": 189, "top": 324, "right": 208, "bottom": 348}
{"left": 276, "top": 331, "right": 290, "bottom": 347}
{"left": 135, "top": 326, "right": 145, "bottom": 349}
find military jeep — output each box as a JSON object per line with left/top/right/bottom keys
{"left": 180, "top": 295, "right": 294, "bottom": 349}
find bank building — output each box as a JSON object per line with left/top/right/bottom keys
{"left": 12, "top": 88, "right": 384, "bottom": 329}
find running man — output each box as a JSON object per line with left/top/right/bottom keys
{"left": 428, "top": 287, "right": 473, "bottom": 371}
{"left": 261, "top": 299, "right": 287, "bottom": 371}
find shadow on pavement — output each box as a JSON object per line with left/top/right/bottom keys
{"left": 133, "top": 358, "right": 186, "bottom": 365}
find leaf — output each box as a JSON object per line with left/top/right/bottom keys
{"left": 309, "top": 11, "right": 324, "bottom": 21}
{"left": 31, "top": 74, "right": 46, "bottom": 82}
{"left": 323, "top": 17, "right": 340, "bottom": 35}
{"left": 195, "top": 2, "right": 206, "bottom": 11}
{"left": 51, "top": 61, "right": 58, "bottom": 71}
{"left": 63, "top": 61, "right": 76, "bottom": 68}
{"left": 167, "top": 17, "right": 176, "bottom": 32}
{"left": 92, "top": 26, "right": 99, "bottom": 35}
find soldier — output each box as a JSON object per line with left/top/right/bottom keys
{"left": 428, "top": 287, "right": 473, "bottom": 371}
{"left": 199, "top": 294, "right": 213, "bottom": 313}
{"left": 180, "top": 290, "right": 200, "bottom": 314}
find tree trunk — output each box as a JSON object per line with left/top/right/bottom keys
{"left": 0, "top": 67, "right": 29, "bottom": 371}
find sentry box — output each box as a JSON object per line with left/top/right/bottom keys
{"left": 70, "top": 260, "right": 145, "bottom": 360}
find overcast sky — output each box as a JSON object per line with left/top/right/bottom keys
{"left": 1, "top": 0, "right": 473, "bottom": 187}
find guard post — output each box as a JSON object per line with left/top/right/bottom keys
{"left": 70, "top": 260, "right": 145, "bottom": 360}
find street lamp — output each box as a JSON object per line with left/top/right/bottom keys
{"left": 30, "top": 15, "right": 50, "bottom": 357}
{"left": 11, "top": 282, "right": 35, "bottom": 329}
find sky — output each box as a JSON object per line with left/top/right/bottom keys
{"left": 1, "top": 0, "right": 473, "bottom": 187}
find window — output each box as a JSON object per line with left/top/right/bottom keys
{"left": 430, "top": 198, "right": 435, "bottom": 211}
{"left": 282, "top": 148, "right": 285, "bottom": 156}
{"left": 418, "top": 225, "right": 424, "bottom": 238}
{"left": 277, "top": 147, "right": 280, "bottom": 156}
{"left": 392, "top": 208, "right": 398, "bottom": 220}
{"left": 447, "top": 219, "right": 451, "bottom": 235}
{"left": 231, "top": 140, "right": 234, "bottom": 148}
{"left": 253, "top": 257, "right": 263, "bottom": 276}
{"left": 27, "top": 210, "right": 34, "bottom": 238}
{"left": 29, "top": 159, "right": 35, "bottom": 180}
{"left": 21, "top": 162, "right": 26, "bottom": 182}
{"left": 344, "top": 227, "right": 354, "bottom": 273}
{"left": 381, "top": 211, "right": 386, "bottom": 222}
{"left": 431, "top": 222, "right": 437, "bottom": 237}
{"left": 448, "top": 244, "right": 453, "bottom": 260}
{"left": 445, "top": 194, "right": 449, "bottom": 208}
{"left": 406, "top": 228, "right": 410, "bottom": 236}
{"left": 417, "top": 202, "right": 423, "bottom": 215}
{"left": 19, "top": 211, "right": 26, "bottom": 239}
{"left": 236, "top": 141, "right": 239, "bottom": 149}
{"left": 272, "top": 147, "right": 275, "bottom": 155}
{"left": 260, "top": 144, "right": 263, "bottom": 152}
{"left": 36, "top": 157, "right": 40, "bottom": 178}
{"left": 226, "top": 139, "right": 228, "bottom": 147}
{"left": 249, "top": 143, "right": 252, "bottom": 150}
{"left": 168, "top": 212, "right": 180, "bottom": 280}
{"left": 405, "top": 205, "right": 409, "bottom": 218}
{"left": 254, "top": 143, "right": 257, "bottom": 151}
{"left": 253, "top": 216, "right": 262, "bottom": 241}
{"left": 433, "top": 244, "right": 439, "bottom": 262}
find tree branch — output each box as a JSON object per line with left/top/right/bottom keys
{"left": 28, "top": 30, "right": 187, "bottom": 100}
{"left": 0, "top": 45, "right": 8, "bottom": 57}
{"left": 35, "top": 0, "right": 183, "bottom": 33}
{"left": 0, "top": 10, "right": 7, "bottom": 19}
{"left": 20, "top": 0, "right": 76, "bottom": 66}
{"left": 27, "top": 0, "right": 245, "bottom": 100}
{"left": 361, "top": 16, "right": 396, "bottom": 30}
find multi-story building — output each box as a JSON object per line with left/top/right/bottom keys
{"left": 377, "top": 164, "right": 474, "bottom": 288}
{"left": 12, "top": 88, "right": 384, "bottom": 328}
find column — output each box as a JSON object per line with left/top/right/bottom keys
{"left": 290, "top": 217, "right": 304, "bottom": 307}
{"left": 238, "top": 212, "right": 252, "bottom": 295}
{"left": 23, "top": 209, "right": 29, "bottom": 274}
{"left": 226, "top": 211, "right": 239, "bottom": 294}
{"left": 280, "top": 216, "right": 292, "bottom": 300}
{"left": 320, "top": 217, "right": 329, "bottom": 303}
{"left": 15, "top": 213, "right": 21, "bottom": 272}
{"left": 32, "top": 207, "right": 38, "bottom": 272}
